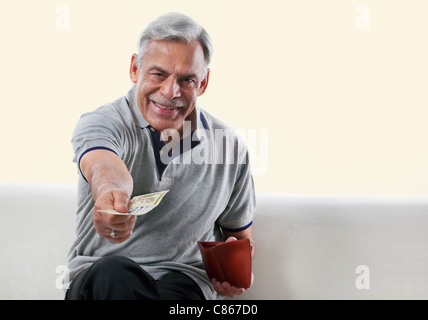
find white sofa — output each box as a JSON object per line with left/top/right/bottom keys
{"left": 1, "top": 182, "right": 428, "bottom": 300}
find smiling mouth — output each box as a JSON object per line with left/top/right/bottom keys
{"left": 154, "top": 102, "right": 177, "bottom": 110}
{"left": 151, "top": 99, "right": 185, "bottom": 111}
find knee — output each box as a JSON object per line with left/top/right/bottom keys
{"left": 90, "top": 255, "right": 135, "bottom": 276}
{"left": 84, "top": 255, "right": 158, "bottom": 300}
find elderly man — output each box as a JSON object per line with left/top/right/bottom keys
{"left": 65, "top": 12, "right": 255, "bottom": 300}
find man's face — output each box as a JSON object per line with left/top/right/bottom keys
{"left": 130, "top": 40, "right": 209, "bottom": 134}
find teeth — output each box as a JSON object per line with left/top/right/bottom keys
{"left": 155, "top": 102, "right": 176, "bottom": 110}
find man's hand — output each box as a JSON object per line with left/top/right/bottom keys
{"left": 93, "top": 186, "right": 136, "bottom": 243}
{"left": 211, "top": 236, "right": 254, "bottom": 298}
{"left": 80, "top": 149, "right": 135, "bottom": 244}
{"left": 212, "top": 278, "right": 246, "bottom": 298}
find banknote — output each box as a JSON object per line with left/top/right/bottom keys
{"left": 97, "top": 190, "right": 169, "bottom": 216}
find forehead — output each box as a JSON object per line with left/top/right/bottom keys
{"left": 142, "top": 40, "right": 205, "bottom": 74}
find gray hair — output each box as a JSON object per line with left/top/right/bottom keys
{"left": 136, "top": 12, "right": 213, "bottom": 73}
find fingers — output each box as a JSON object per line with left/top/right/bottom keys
{"left": 95, "top": 188, "right": 129, "bottom": 214}
{"left": 105, "top": 224, "right": 134, "bottom": 244}
{"left": 225, "top": 236, "right": 237, "bottom": 243}
{"left": 96, "top": 214, "right": 136, "bottom": 243}
{"left": 112, "top": 190, "right": 130, "bottom": 213}
{"left": 93, "top": 188, "right": 136, "bottom": 243}
{"left": 99, "top": 214, "right": 136, "bottom": 243}
{"left": 212, "top": 278, "right": 246, "bottom": 298}
{"left": 102, "top": 215, "right": 136, "bottom": 234}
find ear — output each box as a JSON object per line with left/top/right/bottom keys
{"left": 197, "top": 68, "right": 210, "bottom": 96}
{"left": 130, "top": 54, "right": 139, "bottom": 83}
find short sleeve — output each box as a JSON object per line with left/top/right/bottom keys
{"left": 71, "top": 106, "right": 124, "bottom": 179}
{"left": 216, "top": 146, "right": 256, "bottom": 232}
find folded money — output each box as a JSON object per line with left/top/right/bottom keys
{"left": 97, "top": 190, "right": 169, "bottom": 216}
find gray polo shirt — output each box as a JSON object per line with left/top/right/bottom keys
{"left": 66, "top": 85, "right": 256, "bottom": 299}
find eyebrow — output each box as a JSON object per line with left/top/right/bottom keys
{"left": 148, "top": 65, "right": 169, "bottom": 75}
{"left": 148, "top": 65, "right": 200, "bottom": 82}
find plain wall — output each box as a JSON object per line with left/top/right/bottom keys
{"left": 1, "top": 0, "right": 427, "bottom": 197}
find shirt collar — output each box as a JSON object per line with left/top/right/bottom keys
{"left": 126, "top": 84, "right": 150, "bottom": 129}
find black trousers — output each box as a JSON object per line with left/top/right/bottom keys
{"left": 65, "top": 255, "right": 205, "bottom": 300}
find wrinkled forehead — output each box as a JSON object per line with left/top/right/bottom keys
{"left": 142, "top": 40, "right": 206, "bottom": 76}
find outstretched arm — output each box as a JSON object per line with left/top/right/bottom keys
{"left": 80, "top": 149, "right": 136, "bottom": 243}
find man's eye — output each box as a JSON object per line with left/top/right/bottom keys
{"left": 181, "top": 78, "right": 196, "bottom": 88}
{"left": 149, "top": 72, "right": 166, "bottom": 82}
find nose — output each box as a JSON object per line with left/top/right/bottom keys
{"left": 160, "top": 76, "right": 181, "bottom": 100}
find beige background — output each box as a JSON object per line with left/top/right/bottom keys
{"left": 1, "top": 0, "right": 427, "bottom": 197}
